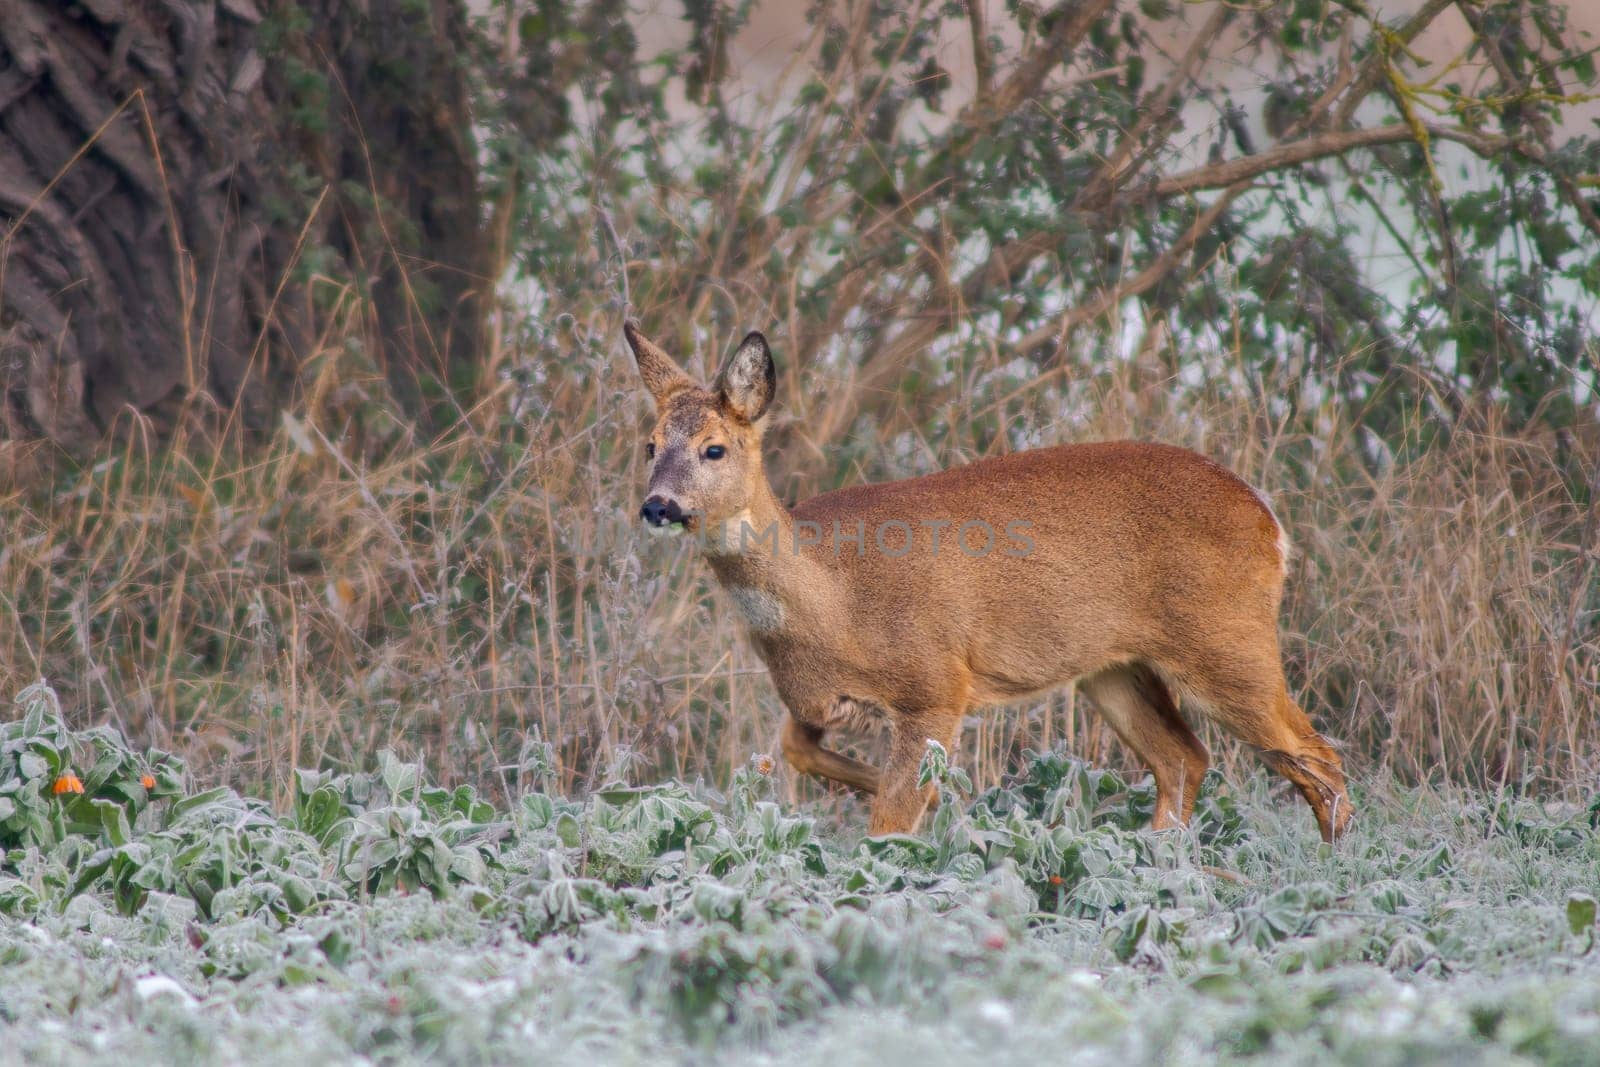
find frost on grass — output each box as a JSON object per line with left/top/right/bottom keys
{"left": 3, "top": 683, "right": 1600, "bottom": 1065}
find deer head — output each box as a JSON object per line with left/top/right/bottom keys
{"left": 623, "top": 320, "right": 776, "bottom": 538}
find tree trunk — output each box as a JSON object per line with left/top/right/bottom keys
{"left": 274, "top": 0, "right": 485, "bottom": 411}
{"left": 0, "top": 0, "right": 482, "bottom": 451}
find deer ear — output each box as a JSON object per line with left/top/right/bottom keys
{"left": 624, "top": 319, "right": 694, "bottom": 405}
{"left": 716, "top": 331, "right": 776, "bottom": 423}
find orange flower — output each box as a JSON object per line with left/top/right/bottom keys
{"left": 140, "top": 774, "right": 156, "bottom": 790}
{"left": 753, "top": 754, "right": 776, "bottom": 776}
{"left": 51, "top": 774, "right": 84, "bottom": 795}
{"left": 1048, "top": 874, "right": 1064, "bottom": 886}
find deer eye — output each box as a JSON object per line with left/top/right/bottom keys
{"left": 703, "top": 444, "right": 726, "bottom": 460}
{"left": 645, "top": 442, "right": 656, "bottom": 460}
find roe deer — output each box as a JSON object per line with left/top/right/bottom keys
{"left": 623, "top": 320, "right": 1352, "bottom": 841}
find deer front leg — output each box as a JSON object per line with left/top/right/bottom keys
{"left": 780, "top": 716, "right": 880, "bottom": 795}
{"left": 867, "top": 713, "right": 960, "bottom": 836}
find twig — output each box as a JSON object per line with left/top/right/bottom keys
{"left": 1331, "top": 0, "right": 1457, "bottom": 128}
{"left": 1200, "top": 866, "right": 1253, "bottom": 886}
{"left": 0, "top": 88, "right": 141, "bottom": 244}
{"left": 964, "top": 0, "right": 994, "bottom": 106}
{"left": 971, "top": 0, "right": 1116, "bottom": 124}
{"left": 597, "top": 206, "right": 631, "bottom": 314}
{"left": 1131, "top": 123, "right": 1515, "bottom": 203}
{"left": 1079, "top": 2, "right": 1235, "bottom": 209}
{"left": 1018, "top": 181, "right": 1248, "bottom": 353}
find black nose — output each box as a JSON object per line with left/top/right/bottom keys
{"left": 640, "top": 495, "right": 684, "bottom": 527}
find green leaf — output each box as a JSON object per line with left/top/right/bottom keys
{"left": 521, "top": 794, "right": 554, "bottom": 829}
{"left": 1567, "top": 893, "right": 1596, "bottom": 937}
{"left": 379, "top": 750, "right": 420, "bottom": 799}
{"left": 92, "top": 799, "right": 133, "bottom": 847}
{"left": 297, "top": 786, "right": 348, "bottom": 843}
{"left": 1190, "top": 970, "right": 1252, "bottom": 1001}
{"left": 85, "top": 747, "right": 124, "bottom": 792}
{"left": 170, "top": 788, "right": 234, "bottom": 818}
{"left": 1564, "top": 50, "right": 1596, "bottom": 84}
{"left": 293, "top": 768, "right": 325, "bottom": 800}
{"left": 597, "top": 786, "right": 652, "bottom": 806}
{"left": 862, "top": 833, "right": 938, "bottom": 865}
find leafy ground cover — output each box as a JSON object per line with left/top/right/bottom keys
{"left": 3, "top": 680, "right": 1599, "bottom": 1066}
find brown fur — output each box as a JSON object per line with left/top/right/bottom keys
{"left": 625, "top": 321, "right": 1352, "bottom": 841}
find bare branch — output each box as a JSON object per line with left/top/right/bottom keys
{"left": 1132, "top": 123, "right": 1514, "bottom": 203}
{"left": 964, "top": 0, "right": 1115, "bottom": 126}
{"left": 1023, "top": 182, "right": 1249, "bottom": 352}
{"left": 964, "top": 0, "right": 994, "bottom": 107}
{"left": 1452, "top": 0, "right": 1600, "bottom": 243}
{"left": 1078, "top": 2, "right": 1235, "bottom": 208}
{"left": 1331, "top": 0, "right": 1456, "bottom": 128}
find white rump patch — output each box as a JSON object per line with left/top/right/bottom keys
{"left": 1203, "top": 456, "right": 1292, "bottom": 577}
{"left": 726, "top": 585, "right": 786, "bottom": 633}
{"left": 1248, "top": 483, "right": 1292, "bottom": 576}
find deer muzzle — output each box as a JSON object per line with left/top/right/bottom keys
{"left": 640, "top": 495, "right": 687, "bottom": 529}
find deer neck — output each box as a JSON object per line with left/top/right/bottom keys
{"left": 701, "top": 479, "right": 836, "bottom": 635}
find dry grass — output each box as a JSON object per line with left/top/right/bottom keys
{"left": 1, "top": 293, "right": 1595, "bottom": 808}
{"left": 1289, "top": 416, "right": 1600, "bottom": 790}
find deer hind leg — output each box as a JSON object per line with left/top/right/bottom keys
{"left": 780, "top": 716, "right": 880, "bottom": 795}
{"left": 1080, "top": 665, "right": 1209, "bottom": 830}
{"left": 1174, "top": 653, "right": 1352, "bottom": 843}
